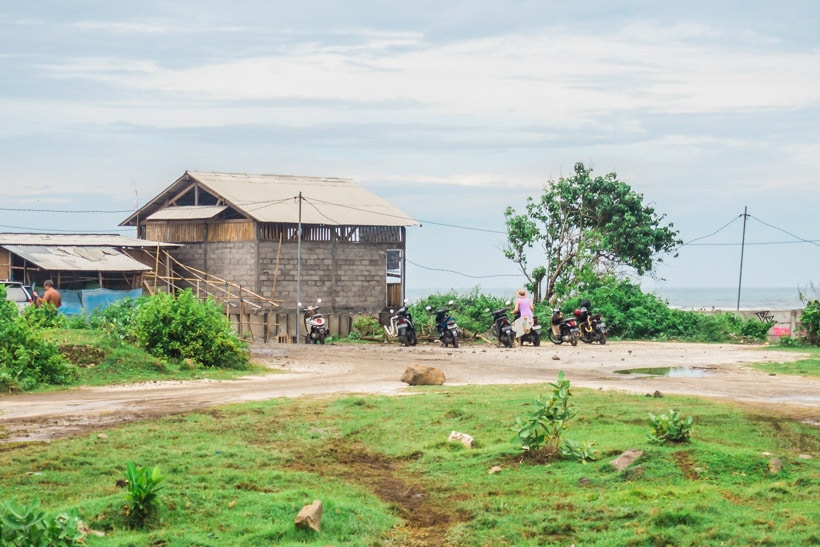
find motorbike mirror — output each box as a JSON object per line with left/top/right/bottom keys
{"left": 505, "top": 300, "right": 511, "bottom": 306}
{"left": 297, "top": 301, "right": 302, "bottom": 307}
{"left": 389, "top": 309, "right": 395, "bottom": 314}
{"left": 316, "top": 298, "right": 322, "bottom": 304}
{"left": 403, "top": 298, "right": 409, "bottom": 304}
{"left": 425, "top": 305, "right": 432, "bottom": 311}
{"left": 447, "top": 300, "right": 455, "bottom": 305}
{"left": 484, "top": 307, "right": 490, "bottom": 312}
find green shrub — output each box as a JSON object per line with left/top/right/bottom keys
{"left": 134, "top": 290, "right": 249, "bottom": 369}
{"left": 512, "top": 371, "right": 577, "bottom": 456}
{"left": 87, "top": 297, "right": 143, "bottom": 341}
{"left": 0, "top": 286, "right": 76, "bottom": 391}
{"left": 648, "top": 409, "right": 694, "bottom": 444}
{"left": 22, "top": 302, "right": 68, "bottom": 329}
{"left": 800, "top": 298, "right": 820, "bottom": 346}
{"left": 409, "top": 288, "right": 510, "bottom": 337}
{"left": 559, "top": 439, "right": 600, "bottom": 464}
{"left": 123, "top": 462, "right": 165, "bottom": 529}
{"left": 0, "top": 499, "right": 85, "bottom": 546}
{"left": 567, "top": 276, "right": 774, "bottom": 342}
{"left": 351, "top": 315, "right": 383, "bottom": 338}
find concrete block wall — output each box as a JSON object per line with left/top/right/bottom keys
{"left": 170, "top": 238, "right": 398, "bottom": 314}
{"left": 258, "top": 240, "right": 392, "bottom": 313}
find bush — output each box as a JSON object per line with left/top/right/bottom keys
{"left": 22, "top": 302, "right": 68, "bottom": 329}
{"left": 351, "top": 315, "right": 384, "bottom": 339}
{"left": 135, "top": 290, "right": 249, "bottom": 369}
{"left": 648, "top": 409, "right": 694, "bottom": 444}
{"left": 512, "top": 371, "right": 577, "bottom": 456}
{"left": 87, "top": 297, "right": 143, "bottom": 341}
{"left": 566, "top": 276, "right": 773, "bottom": 342}
{"left": 800, "top": 299, "right": 820, "bottom": 346}
{"left": 0, "top": 286, "right": 76, "bottom": 391}
{"left": 0, "top": 499, "right": 85, "bottom": 546}
{"left": 408, "top": 288, "right": 510, "bottom": 337}
{"left": 123, "top": 462, "right": 165, "bottom": 529}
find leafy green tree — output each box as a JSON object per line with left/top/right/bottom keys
{"left": 504, "top": 162, "right": 682, "bottom": 304}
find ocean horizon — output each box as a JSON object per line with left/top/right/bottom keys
{"left": 405, "top": 286, "right": 810, "bottom": 310}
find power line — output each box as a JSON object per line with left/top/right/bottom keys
{"left": 0, "top": 206, "right": 133, "bottom": 213}
{"left": 682, "top": 215, "right": 742, "bottom": 246}
{"left": 749, "top": 214, "right": 820, "bottom": 248}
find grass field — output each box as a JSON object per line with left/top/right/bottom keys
{"left": 1, "top": 379, "right": 817, "bottom": 546}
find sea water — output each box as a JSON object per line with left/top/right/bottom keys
{"left": 405, "top": 286, "right": 808, "bottom": 310}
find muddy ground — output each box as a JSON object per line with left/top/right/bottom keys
{"left": 1, "top": 341, "right": 818, "bottom": 443}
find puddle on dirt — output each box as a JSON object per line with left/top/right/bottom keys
{"left": 614, "top": 367, "right": 712, "bottom": 378}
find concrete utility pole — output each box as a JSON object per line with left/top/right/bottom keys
{"left": 736, "top": 206, "right": 748, "bottom": 311}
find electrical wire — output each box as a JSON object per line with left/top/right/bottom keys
{"left": 0, "top": 207, "right": 133, "bottom": 213}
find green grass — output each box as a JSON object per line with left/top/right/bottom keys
{"left": 750, "top": 345, "right": 820, "bottom": 377}
{"left": 39, "top": 329, "right": 268, "bottom": 389}
{"left": 1, "top": 383, "right": 817, "bottom": 546}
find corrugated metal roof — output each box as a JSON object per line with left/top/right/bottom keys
{"left": 0, "top": 233, "right": 178, "bottom": 247}
{"left": 3, "top": 245, "right": 152, "bottom": 272}
{"left": 189, "top": 171, "right": 418, "bottom": 226}
{"left": 146, "top": 205, "right": 228, "bottom": 221}
{"left": 123, "top": 171, "right": 419, "bottom": 227}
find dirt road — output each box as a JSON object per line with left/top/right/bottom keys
{"left": 1, "top": 341, "right": 818, "bottom": 443}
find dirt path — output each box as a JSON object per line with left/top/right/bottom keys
{"left": 1, "top": 341, "right": 818, "bottom": 443}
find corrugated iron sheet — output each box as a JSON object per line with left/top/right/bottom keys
{"left": 125, "top": 171, "right": 418, "bottom": 227}
{"left": 3, "top": 245, "right": 152, "bottom": 272}
{"left": 0, "top": 233, "right": 178, "bottom": 247}
{"left": 146, "top": 205, "right": 228, "bottom": 221}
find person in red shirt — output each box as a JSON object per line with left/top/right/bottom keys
{"left": 35, "top": 279, "right": 62, "bottom": 309}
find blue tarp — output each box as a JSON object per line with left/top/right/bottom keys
{"left": 59, "top": 290, "right": 84, "bottom": 316}
{"left": 81, "top": 288, "right": 143, "bottom": 315}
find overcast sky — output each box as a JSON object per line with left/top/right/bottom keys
{"left": 2, "top": 1, "right": 819, "bottom": 298}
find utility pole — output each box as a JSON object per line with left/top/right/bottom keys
{"left": 296, "top": 192, "right": 302, "bottom": 343}
{"left": 736, "top": 206, "right": 748, "bottom": 310}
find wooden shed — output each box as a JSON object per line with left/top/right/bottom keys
{"left": 120, "top": 171, "right": 418, "bottom": 314}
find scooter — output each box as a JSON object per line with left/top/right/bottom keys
{"left": 302, "top": 299, "right": 329, "bottom": 344}
{"left": 385, "top": 300, "right": 418, "bottom": 346}
{"left": 426, "top": 300, "right": 459, "bottom": 348}
{"left": 513, "top": 311, "right": 542, "bottom": 346}
{"left": 548, "top": 307, "right": 580, "bottom": 346}
{"left": 487, "top": 304, "right": 515, "bottom": 348}
{"left": 574, "top": 301, "right": 607, "bottom": 344}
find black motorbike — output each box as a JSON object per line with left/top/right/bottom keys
{"left": 385, "top": 301, "right": 418, "bottom": 346}
{"left": 488, "top": 306, "right": 515, "bottom": 348}
{"left": 426, "top": 301, "right": 459, "bottom": 348}
{"left": 303, "top": 299, "right": 330, "bottom": 344}
{"left": 574, "top": 300, "right": 607, "bottom": 344}
{"left": 548, "top": 307, "right": 580, "bottom": 346}
{"left": 513, "top": 311, "right": 542, "bottom": 346}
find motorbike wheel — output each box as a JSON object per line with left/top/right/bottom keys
{"left": 532, "top": 331, "right": 541, "bottom": 347}
{"left": 501, "top": 334, "right": 512, "bottom": 348}
{"left": 599, "top": 333, "right": 607, "bottom": 345}
{"left": 406, "top": 330, "right": 417, "bottom": 346}
{"left": 548, "top": 330, "right": 563, "bottom": 345}
{"left": 570, "top": 334, "right": 578, "bottom": 346}
{"left": 317, "top": 332, "right": 326, "bottom": 345}
{"left": 451, "top": 333, "right": 459, "bottom": 348}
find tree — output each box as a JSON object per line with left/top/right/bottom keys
{"left": 503, "top": 162, "right": 682, "bottom": 304}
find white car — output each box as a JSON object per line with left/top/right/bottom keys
{"left": 1, "top": 280, "right": 35, "bottom": 313}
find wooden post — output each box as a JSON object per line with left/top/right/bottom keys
{"left": 154, "top": 243, "right": 160, "bottom": 291}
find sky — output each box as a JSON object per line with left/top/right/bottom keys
{"left": 1, "top": 1, "right": 819, "bottom": 298}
